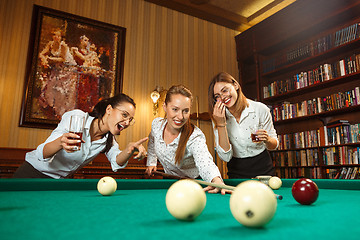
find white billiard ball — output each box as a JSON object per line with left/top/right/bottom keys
{"left": 230, "top": 180, "right": 277, "bottom": 228}
{"left": 269, "top": 176, "right": 282, "bottom": 190}
{"left": 97, "top": 176, "right": 117, "bottom": 196}
{"left": 166, "top": 179, "right": 206, "bottom": 221}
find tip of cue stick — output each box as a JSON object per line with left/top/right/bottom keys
{"left": 276, "top": 194, "right": 283, "bottom": 200}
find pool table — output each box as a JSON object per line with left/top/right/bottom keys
{"left": 1, "top": 178, "right": 360, "bottom": 240}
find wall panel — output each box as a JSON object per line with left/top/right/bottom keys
{"left": 0, "top": 0, "right": 238, "bottom": 162}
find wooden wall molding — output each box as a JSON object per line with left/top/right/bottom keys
{"left": 0, "top": 147, "right": 162, "bottom": 179}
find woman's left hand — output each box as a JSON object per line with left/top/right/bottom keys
{"left": 256, "top": 129, "right": 269, "bottom": 143}
{"left": 203, "top": 177, "right": 232, "bottom": 195}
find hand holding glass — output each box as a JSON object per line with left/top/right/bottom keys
{"left": 69, "top": 115, "right": 85, "bottom": 151}
{"left": 250, "top": 124, "right": 263, "bottom": 143}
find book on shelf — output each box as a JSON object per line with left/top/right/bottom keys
{"left": 318, "top": 126, "right": 328, "bottom": 146}
{"left": 326, "top": 119, "right": 350, "bottom": 127}
{"left": 262, "top": 22, "right": 360, "bottom": 74}
{"left": 263, "top": 53, "right": 360, "bottom": 99}
{"left": 279, "top": 123, "right": 359, "bottom": 150}
{"left": 338, "top": 167, "right": 347, "bottom": 179}
{"left": 345, "top": 167, "right": 353, "bottom": 179}
{"left": 336, "top": 166, "right": 360, "bottom": 179}
{"left": 328, "top": 169, "right": 341, "bottom": 179}
{"left": 351, "top": 167, "right": 358, "bottom": 179}
{"left": 322, "top": 146, "right": 360, "bottom": 165}
{"left": 271, "top": 148, "right": 320, "bottom": 167}
{"left": 326, "top": 167, "right": 359, "bottom": 179}
{"left": 270, "top": 87, "right": 360, "bottom": 122}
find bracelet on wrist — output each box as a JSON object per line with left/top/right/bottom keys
{"left": 216, "top": 124, "right": 226, "bottom": 127}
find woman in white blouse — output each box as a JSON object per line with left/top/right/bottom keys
{"left": 208, "top": 72, "right": 279, "bottom": 178}
{"left": 13, "top": 94, "right": 148, "bottom": 178}
{"left": 146, "top": 85, "right": 229, "bottom": 194}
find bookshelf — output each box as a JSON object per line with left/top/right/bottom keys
{"left": 235, "top": 0, "right": 360, "bottom": 179}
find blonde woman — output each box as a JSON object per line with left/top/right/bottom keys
{"left": 146, "top": 85, "right": 230, "bottom": 194}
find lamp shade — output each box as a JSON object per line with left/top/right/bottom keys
{"left": 150, "top": 90, "right": 160, "bottom": 103}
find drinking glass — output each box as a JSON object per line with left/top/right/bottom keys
{"left": 69, "top": 115, "right": 85, "bottom": 150}
{"left": 250, "top": 123, "right": 263, "bottom": 143}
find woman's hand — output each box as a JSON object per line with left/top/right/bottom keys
{"left": 126, "top": 137, "right": 148, "bottom": 160}
{"left": 212, "top": 100, "right": 227, "bottom": 127}
{"left": 60, "top": 132, "right": 85, "bottom": 152}
{"left": 256, "top": 128, "right": 269, "bottom": 143}
{"left": 145, "top": 166, "right": 157, "bottom": 176}
{"left": 256, "top": 129, "right": 278, "bottom": 150}
{"left": 203, "top": 176, "right": 233, "bottom": 195}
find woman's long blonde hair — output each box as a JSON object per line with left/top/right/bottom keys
{"left": 164, "top": 85, "right": 195, "bottom": 165}
{"left": 207, "top": 72, "right": 248, "bottom": 122}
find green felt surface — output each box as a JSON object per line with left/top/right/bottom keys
{"left": 0, "top": 179, "right": 360, "bottom": 240}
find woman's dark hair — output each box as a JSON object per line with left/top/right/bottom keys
{"left": 89, "top": 93, "right": 136, "bottom": 153}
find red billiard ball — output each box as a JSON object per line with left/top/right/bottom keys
{"left": 292, "top": 178, "right": 319, "bottom": 205}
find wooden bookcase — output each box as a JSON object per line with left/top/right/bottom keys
{"left": 235, "top": 0, "right": 360, "bottom": 179}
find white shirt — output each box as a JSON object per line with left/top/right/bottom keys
{"left": 146, "top": 118, "right": 221, "bottom": 183}
{"left": 25, "top": 110, "right": 126, "bottom": 178}
{"left": 214, "top": 99, "right": 278, "bottom": 162}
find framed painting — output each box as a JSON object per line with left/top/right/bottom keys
{"left": 20, "top": 5, "right": 126, "bottom": 129}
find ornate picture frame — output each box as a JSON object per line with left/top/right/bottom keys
{"left": 20, "top": 5, "right": 126, "bottom": 129}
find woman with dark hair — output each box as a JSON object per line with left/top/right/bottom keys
{"left": 145, "top": 85, "right": 230, "bottom": 194}
{"left": 13, "top": 94, "right": 148, "bottom": 179}
{"left": 208, "top": 72, "right": 279, "bottom": 179}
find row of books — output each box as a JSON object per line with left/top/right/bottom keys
{"left": 322, "top": 146, "right": 360, "bottom": 165}
{"left": 319, "top": 123, "right": 360, "bottom": 146}
{"left": 263, "top": 54, "right": 360, "bottom": 98}
{"left": 278, "top": 122, "right": 360, "bottom": 150}
{"left": 271, "top": 149, "right": 320, "bottom": 167}
{"left": 278, "top": 130, "right": 319, "bottom": 150}
{"left": 262, "top": 22, "right": 360, "bottom": 73}
{"left": 327, "top": 167, "right": 359, "bottom": 179}
{"left": 270, "top": 87, "right": 360, "bottom": 121}
{"left": 334, "top": 23, "right": 360, "bottom": 47}
{"left": 274, "top": 167, "right": 322, "bottom": 179}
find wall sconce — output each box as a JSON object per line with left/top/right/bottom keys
{"left": 150, "top": 86, "right": 165, "bottom": 116}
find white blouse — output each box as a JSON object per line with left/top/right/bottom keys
{"left": 25, "top": 110, "right": 125, "bottom": 178}
{"left": 214, "top": 99, "right": 279, "bottom": 161}
{"left": 147, "top": 118, "right": 221, "bottom": 182}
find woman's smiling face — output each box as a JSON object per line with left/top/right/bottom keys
{"left": 213, "top": 81, "right": 239, "bottom": 108}
{"left": 163, "top": 93, "right": 191, "bottom": 131}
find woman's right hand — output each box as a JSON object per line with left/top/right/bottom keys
{"left": 212, "top": 100, "right": 227, "bottom": 127}
{"left": 60, "top": 132, "right": 84, "bottom": 152}
{"left": 145, "top": 166, "right": 157, "bottom": 176}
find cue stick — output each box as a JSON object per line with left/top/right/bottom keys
{"left": 152, "top": 171, "right": 184, "bottom": 179}
{"left": 196, "top": 96, "right": 199, "bottom": 127}
{"left": 152, "top": 171, "right": 283, "bottom": 200}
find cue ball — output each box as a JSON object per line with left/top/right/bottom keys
{"left": 166, "top": 179, "right": 206, "bottom": 221}
{"left": 269, "top": 176, "right": 282, "bottom": 190}
{"left": 230, "top": 180, "right": 277, "bottom": 228}
{"left": 97, "top": 176, "right": 117, "bottom": 196}
{"left": 292, "top": 178, "right": 319, "bottom": 205}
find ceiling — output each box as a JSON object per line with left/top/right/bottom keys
{"left": 144, "top": 0, "right": 297, "bottom": 33}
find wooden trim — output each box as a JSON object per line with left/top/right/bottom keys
{"left": 144, "top": 0, "right": 250, "bottom": 31}
{"left": 0, "top": 147, "right": 162, "bottom": 179}
{"left": 190, "top": 112, "right": 210, "bottom": 121}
